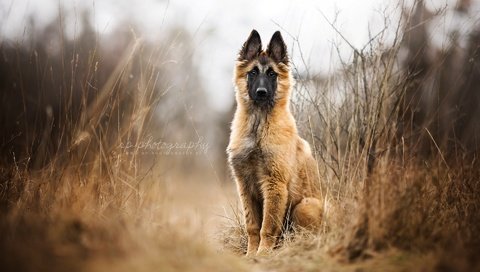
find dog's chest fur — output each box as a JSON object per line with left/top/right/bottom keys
{"left": 229, "top": 112, "right": 273, "bottom": 197}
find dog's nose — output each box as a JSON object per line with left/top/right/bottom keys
{"left": 256, "top": 87, "right": 267, "bottom": 97}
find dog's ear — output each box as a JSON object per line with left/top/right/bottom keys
{"left": 239, "top": 29, "right": 262, "bottom": 61}
{"left": 267, "top": 31, "right": 288, "bottom": 64}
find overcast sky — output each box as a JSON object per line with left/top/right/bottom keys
{"left": 1, "top": 0, "right": 476, "bottom": 112}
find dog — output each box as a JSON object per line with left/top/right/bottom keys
{"left": 227, "top": 30, "right": 323, "bottom": 256}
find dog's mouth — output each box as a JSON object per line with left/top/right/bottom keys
{"left": 251, "top": 96, "right": 275, "bottom": 110}
{"left": 252, "top": 94, "right": 273, "bottom": 103}
{"left": 254, "top": 95, "right": 270, "bottom": 102}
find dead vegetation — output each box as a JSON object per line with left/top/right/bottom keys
{"left": 1, "top": 1, "right": 480, "bottom": 271}
{"left": 0, "top": 9, "right": 239, "bottom": 272}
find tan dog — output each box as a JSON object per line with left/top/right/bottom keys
{"left": 227, "top": 30, "right": 323, "bottom": 256}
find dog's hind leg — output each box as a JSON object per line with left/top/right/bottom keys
{"left": 292, "top": 197, "right": 323, "bottom": 231}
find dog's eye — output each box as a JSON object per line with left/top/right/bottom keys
{"left": 248, "top": 69, "right": 257, "bottom": 76}
{"left": 268, "top": 70, "right": 277, "bottom": 78}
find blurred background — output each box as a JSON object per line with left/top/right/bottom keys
{"left": 2, "top": 0, "right": 478, "bottom": 180}
{"left": 0, "top": 0, "right": 401, "bottom": 112}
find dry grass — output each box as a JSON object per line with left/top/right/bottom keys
{"left": 0, "top": 15, "right": 244, "bottom": 271}
{"left": 1, "top": 1, "right": 480, "bottom": 272}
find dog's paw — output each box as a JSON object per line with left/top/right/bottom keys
{"left": 256, "top": 246, "right": 273, "bottom": 257}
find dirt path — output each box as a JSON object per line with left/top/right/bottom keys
{"left": 150, "top": 179, "right": 434, "bottom": 272}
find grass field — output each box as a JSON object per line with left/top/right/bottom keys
{"left": 1, "top": 1, "right": 480, "bottom": 271}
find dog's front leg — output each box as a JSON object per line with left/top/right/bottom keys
{"left": 257, "top": 178, "right": 288, "bottom": 255}
{"left": 236, "top": 181, "right": 262, "bottom": 257}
